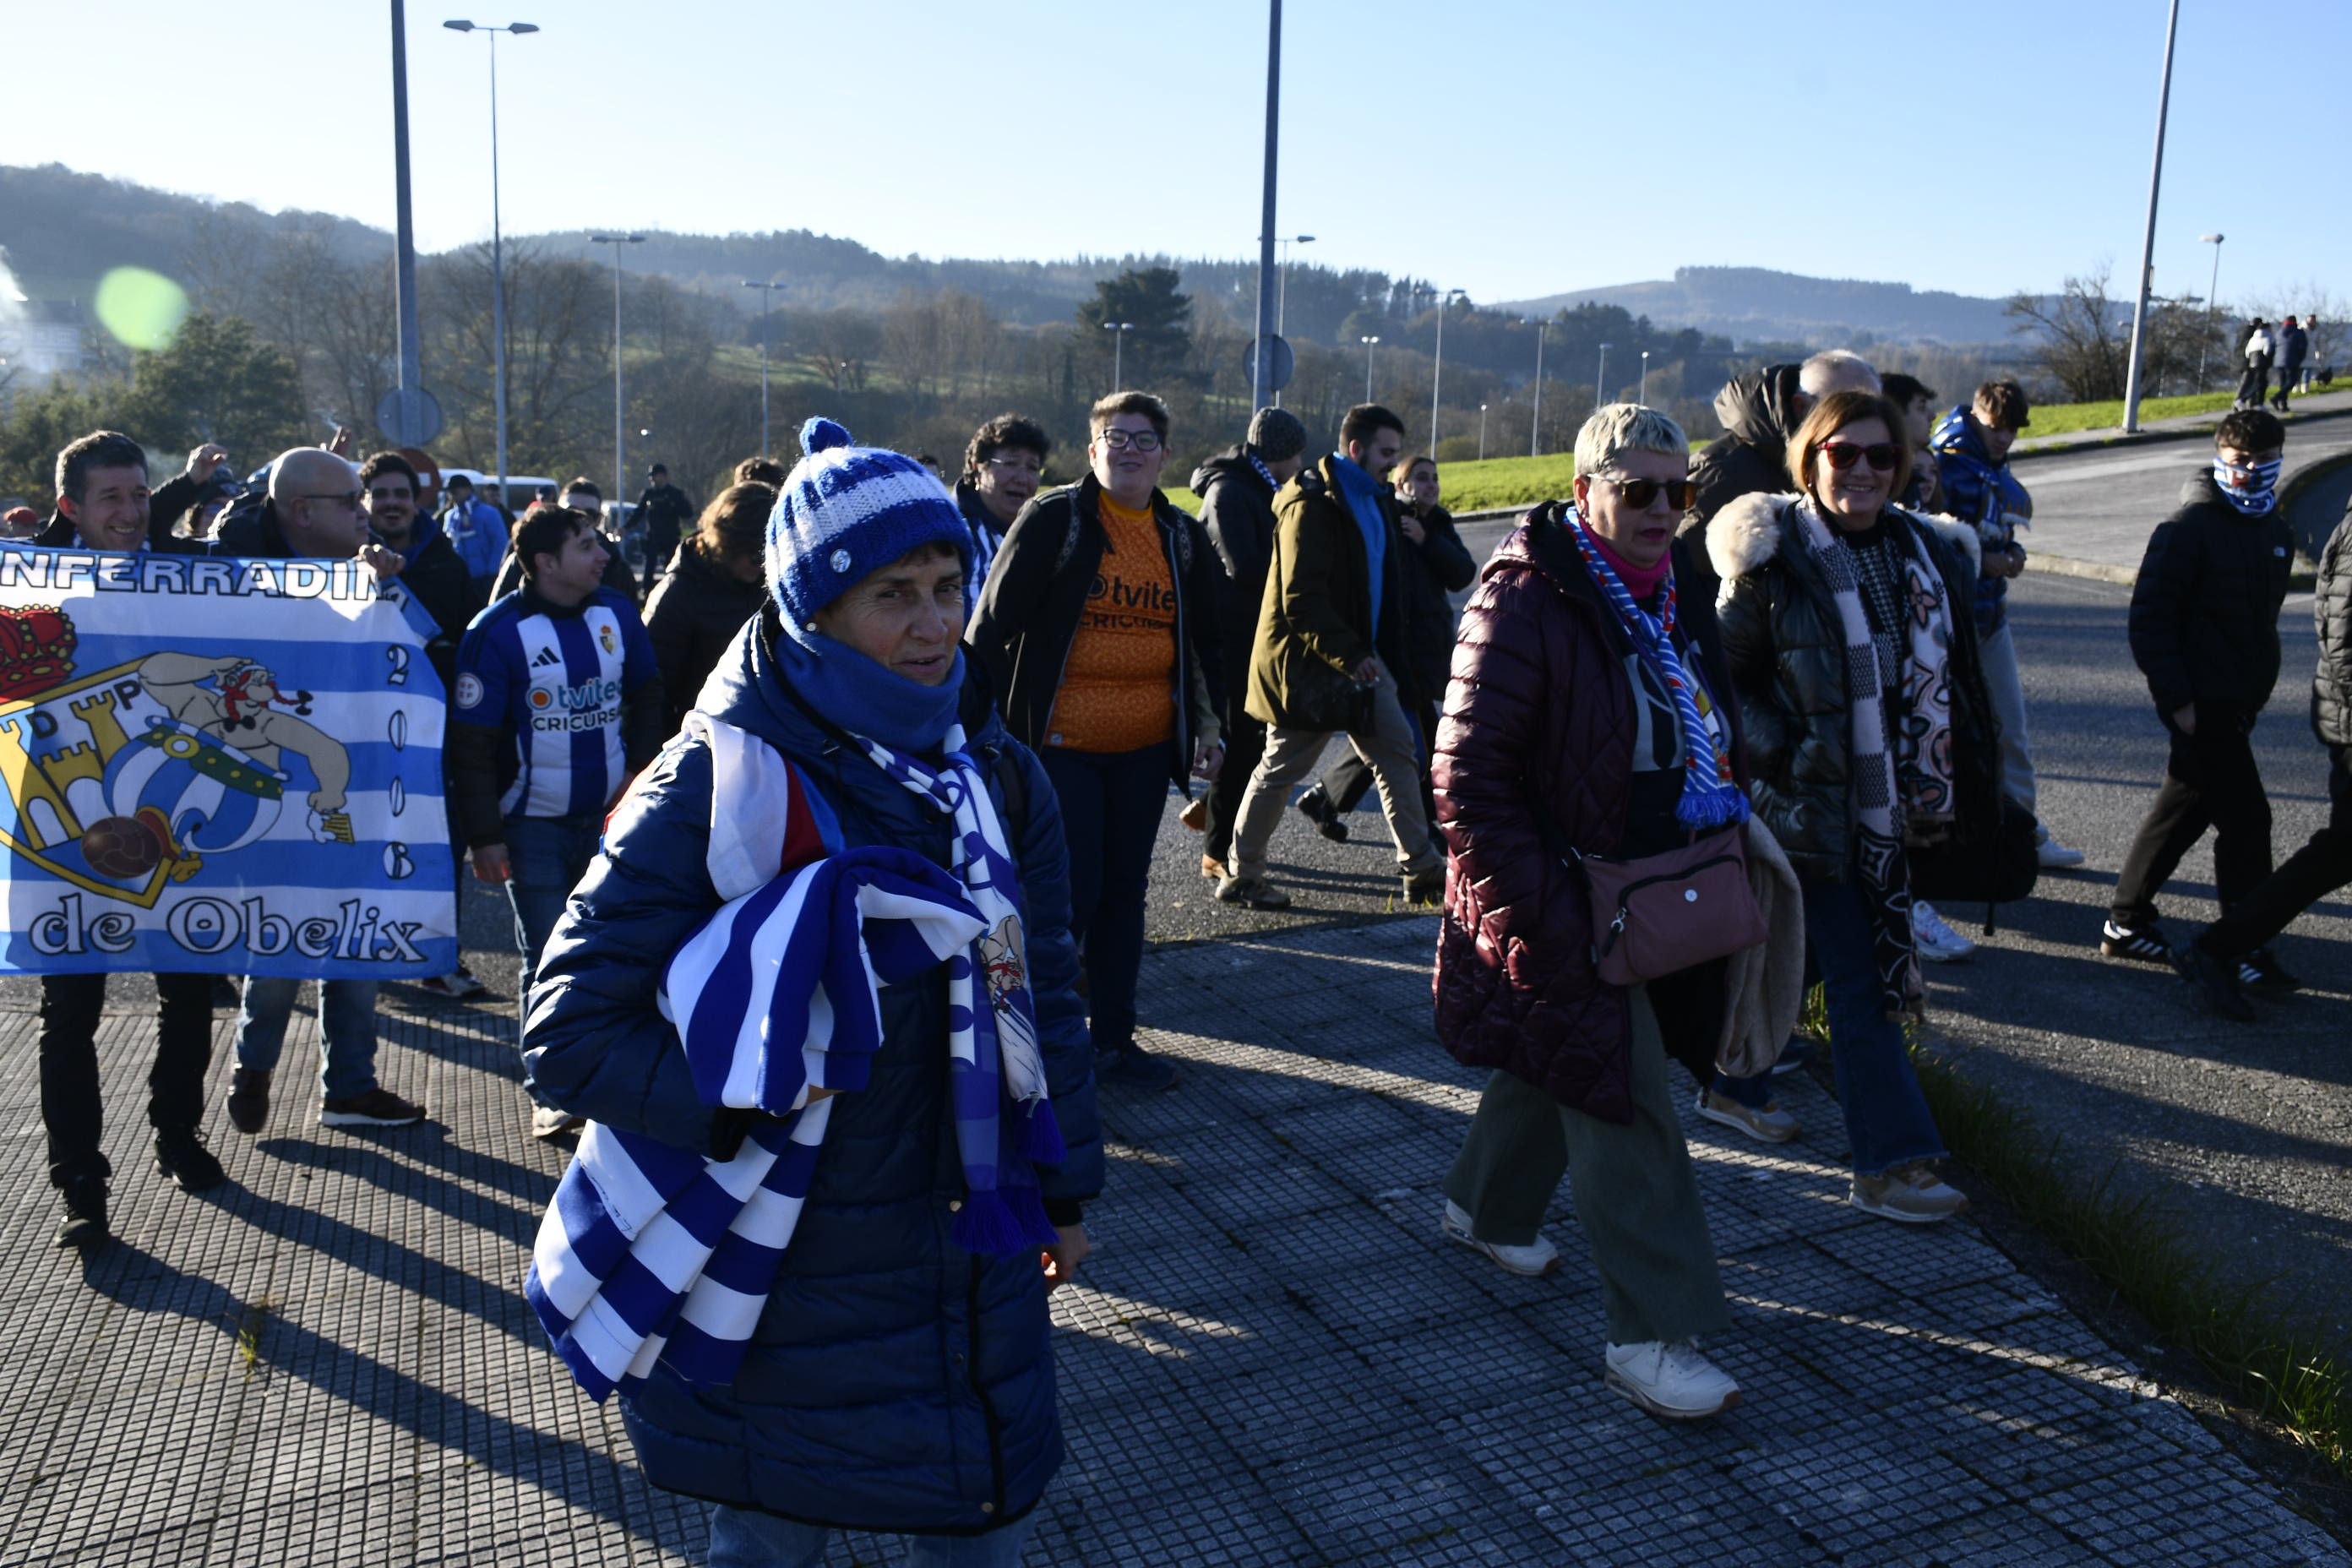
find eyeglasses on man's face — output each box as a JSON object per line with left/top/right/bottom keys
{"left": 1094, "top": 428, "right": 1164, "bottom": 454}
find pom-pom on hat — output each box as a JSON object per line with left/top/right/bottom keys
{"left": 769, "top": 416, "right": 972, "bottom": 646}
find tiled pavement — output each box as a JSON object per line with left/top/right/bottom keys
{"left": 1, "top": 920, "right": 2344, "bottom": 1566}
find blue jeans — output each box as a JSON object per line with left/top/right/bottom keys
{"left": 706, "top": 1505, "right": 1032, "bottom": 1568}
{"left": 1801, "top": 877, "right": 1946, "bottom": 1177}
{"left": 504, "top": 811, "right": 604, "bottom": 993}
{"left": 236, "top": 977, "right": 379, "bottom": 1100}
{"left": 1039, "top": 743, "right": 1169, "bottom": 1058}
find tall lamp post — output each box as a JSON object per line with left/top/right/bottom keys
{"left": 1103, "top": 321, "right": 1135, "bottom": 389}
{"left": 742, "top": 279, "right": 786, "bottom": 455}
{"left": 1595, "top": 342, "right": 1614, "bottom": 413}
{"left": 1638, "top": 349, "right": 1650, "bottom": 406}
{"left": 1275, "top": 234, "right": 1315, "bottom": 339}
{"left": 1478, "top": 404, "right": 1488, "bottom": 460}
{"left": 1528, "top": 317, "right": 1547, "bottom": 457}
{"left": 1360, "top": 335, "right": 1380, "bottom": 401}
{"left": 2120, "top": 0, "right": 2183, "bottom": 433}
{"left": 443, "top": 18, "right": 538, "bottom": 508}
{"left": 590, "top": 233, "right": 645, "bottom": 509}
{"left": 1429, "top": 286, "right": 1465, "bottom": 454}
{"left": 2197, "top": 233, "right": 2225, "bottom": 390}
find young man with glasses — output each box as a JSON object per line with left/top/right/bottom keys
{"left": 956, "top": 414, "right": 1053, "bottom": 585}
{"left": 210, "top": 448, "right": 429, "bottom": 1140}
{"left": 1218, "top": 403, "right": 1446, "bottom": 912}
{"left": 453, "top": 505, "right": 664, "bottom": 1136}
{"left": 2108, "top": 409, "right": 2298, "bottom": 982}
{"left": 968, "top": 392, "right": 1223, "bottom": 1091}
{"left": 1932, "top": 379, "right": 2086, "bottom": 879}
{"left": 33, "top": 430, "right": 235, "bottom": 1248}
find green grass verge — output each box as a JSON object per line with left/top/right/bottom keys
{"left": 2018, "top": 389, "right": 2241, "bottom": 438}
{"left": 1794, "top": 983, "right": 2349, "bottom": 1473}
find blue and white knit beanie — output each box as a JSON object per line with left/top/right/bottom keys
{"left": 770, "top": 416, "right": 971, "bottom": 646}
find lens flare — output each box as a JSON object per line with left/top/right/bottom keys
{"left": 93, "top": 267, "right": 190, "bottom": 351}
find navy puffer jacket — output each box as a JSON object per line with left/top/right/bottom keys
{"left": 523, "top": 609, "right": 1103, "bottom": 1536}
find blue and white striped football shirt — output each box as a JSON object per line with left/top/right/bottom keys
{"left": 454, "top": 586, "right": 657, "bottom": 821}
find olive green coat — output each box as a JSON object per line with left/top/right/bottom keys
{"left": 1244, "top": 455, "right": 1411, "bottom": 732}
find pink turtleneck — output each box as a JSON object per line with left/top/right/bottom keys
{"left": 1575, "top": 515, "right": 1673, "bottom": 601}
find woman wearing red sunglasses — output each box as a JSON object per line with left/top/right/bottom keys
{"left": 1711, "top": 390, "right": 2004, "bottom": 1226}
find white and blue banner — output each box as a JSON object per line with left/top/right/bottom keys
{"left": 0, "top": 547, "right": 457, "bottom": 978}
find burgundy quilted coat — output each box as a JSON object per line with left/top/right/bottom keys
{"left": 1431, "top": 506, "right": 1748, "bottom": 1124}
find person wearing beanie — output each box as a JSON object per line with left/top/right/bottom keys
{"left": 1193, "top": 405, "right": 1309, "bottom": 878}
{"left": 968, "top": 392, "right": 1226, "bottom": 1094}
{"left": 524, "top": 417, "right": 1102, "bottom": 1564}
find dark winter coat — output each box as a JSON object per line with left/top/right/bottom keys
{"left": 1247, "top": 455, "right": 1413, "bottom": 732}
{"left": 1191, "top": 447, "right": 1282, "bottom": 713}
{"left": 642, "top": 538, "right": 767, "bottom": 730}
{"left": 523, "top": 610, "right": 1103, "bottom": 1534}
{"left": 1930, "top": 407, "right": 2033, "bottom": 637}
{"left": 2127, "top": 471, "right": 2296, "bottom": 722}
{"left": 634, "top": 481, "right": 695, "bottom": 544}
{"left": 1712, "top": 493, "right": 1999, "bottom": 883}
{"left": 966, "top": 474, "right": 1222, "bottom": 786}
{"left": 1393, "top": 502, "right": 1478, "bottom": 705}
{"left": 1674, "top": 363, "right": 1802, "bottom": 606}
{"left": 2278, "top": 324, "right": 2310, "bottom": 371}
{"left": 382, "top": 513, "right": 488, "bottom": 689}
{"left": 2315, "top": 504, "right": 2352, "bottom": 747}
{"left": 1430, "top": 509, "right": 1744, "bottom": 1123}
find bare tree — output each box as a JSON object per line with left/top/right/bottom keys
{"left": 2006, "top": 264, "right": 2130, "bottom": 402}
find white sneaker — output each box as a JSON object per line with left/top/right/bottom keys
{"left": 1694, "top": 1087, "right": 1799, "bottom": 1144}
{"left": 1440, "top": 1200, "right": 1560, "bottom": 1277}
{"left": 1911, "top": 901, "right": 1978, "bottom": 962}
{"left": 1603, "top": 1339, "right": 1743, "bottom": 1420}
{"left": 2035, "top": 834, "right": 2087, "bottom": 869}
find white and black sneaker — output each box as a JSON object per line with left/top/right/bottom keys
{"left": 2099, "top": 920, "right": 2172, "bottom": 965}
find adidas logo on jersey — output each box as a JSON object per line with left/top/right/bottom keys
{"left": 531, "top": 645, "right": 561, "bottom": 668}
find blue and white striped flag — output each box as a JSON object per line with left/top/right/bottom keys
{"left": 525, "top": 846, "right": 983, "bottom": 1402}
{"left": 0, "top": 546, "right": 455, "bottom": 978}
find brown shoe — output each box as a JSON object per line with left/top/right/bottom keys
{"left": 1401, "top": 865, "right": 1446, "bottom": 906}
{"left": 226, "top": 1068, "right": 272, "bottom": 1135}
{"left": 1200, "top": 853, "right": 1226, "bottom": 880}
{"left": 1179, "top": 796, "right": 1209, "bottom": 832}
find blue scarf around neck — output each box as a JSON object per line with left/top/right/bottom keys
{"left": 1331, "top": 455, "right": 1388, "bottom": 638}
{"left": 772, "top": 628, "right": 964, "bottom": 754}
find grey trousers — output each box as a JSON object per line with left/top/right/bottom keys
{"left": 1228, "top": 662, "right": 1438, "bottom": 879}
{"left": 1978, "top": 621, "right": 2036, "bottom": 817}
{"left": 1443, "top": 986, "right": 1729, "bottom": 1346}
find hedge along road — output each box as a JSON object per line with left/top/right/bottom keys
{"left": 1141, "top": 436, "right": 2352, "bottom": 1374}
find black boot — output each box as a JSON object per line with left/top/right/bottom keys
{"left": 55, "top": 1174, "right": 111, "bottom": 1250}
{"left": 1294, "top": 785, "right": 1348, "bottom": 842}
{"left": 154, "top": 1124, "right": 226, "bottom": 1192}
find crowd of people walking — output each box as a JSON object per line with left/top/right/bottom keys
{"left": 19, "top": 318, "right": 2351, "bottom": 1560}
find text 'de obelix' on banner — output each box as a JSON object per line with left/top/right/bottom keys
{"left": 0, "top": 547, "right": 456, "bottom": 978}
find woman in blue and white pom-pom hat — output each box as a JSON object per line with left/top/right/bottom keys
{"left": 525, "top": 418, "right": 1102, "bottom": 1566}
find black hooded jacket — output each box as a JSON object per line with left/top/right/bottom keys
{"left": 1191, "top": 446, "right": 1282, "bottom": 709}
{"left": 642, "top": 537, "right": 767, "bottom": 729}
{"left": 1678, "top": 363, "right": 1803, "bottom": 605}
{"left": 2316, "top": 504, "right": 2352, "bottom": 747}
{"left": 2128, "top": 470, "right": 2297, "bottom": 721}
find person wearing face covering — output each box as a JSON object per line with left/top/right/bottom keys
{"left": 2106, "top": 409, "right": 2299, "bottom": 986}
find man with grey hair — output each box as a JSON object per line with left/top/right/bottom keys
{"left": 1193, "top": 406, "right": 1309, "bottom": 877}
{"left": 1677, "top": 350, "right": 1880, "bottom": 603}
{"left": 212, "top": 448, "right": 427, "bottom": 1136}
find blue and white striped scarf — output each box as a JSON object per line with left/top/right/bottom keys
{"left": 1562, "top": 508, "right": 1749, "bottom": 830}
{"left": 2214, "top": 455, "right": 2282, "bottom": 515}
{"left": 525, "top": 716, "right": 1064, "bottom": 1403}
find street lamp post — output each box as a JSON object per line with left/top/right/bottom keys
{"left": 742, "top": 279, "right": 786, "bottom": 455}
{"left": 1275, "top": 234, "right": 1315, "bottom": 340}
{"left": 1429, "top": 287, "right": 1465, "bottom": 454}
{"left": 1638, "top": 349, "right": 1650, "bottom": 406}
{"left": 1528, "top": 318, "right": 1547, "bottom": 457}
{"left": 1360, "top": 335, "right": 1380, "bottom": 402}
{"left": 2198, "top": 233, "right": 2225, "bottom": 390}
{"left": 2120, "top": 0, "right": 2183, "bottom": 433}
{"left": 444, "top": 19, "right": 538, "bottom": 509}
{"left": 1103, "top": 321, "right": 1135, "bottom": 388}
{"left": 590, "top": 233, "right": 645, "bottom": 509}
{"left": 1595, "top": 342, "right": 1613, "bottom": 413}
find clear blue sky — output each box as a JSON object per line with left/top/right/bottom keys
{"left": 10, "top": 0, "right": 2344, "bottom": 311}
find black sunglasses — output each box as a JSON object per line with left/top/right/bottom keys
{"left": 1821, "top": 442, "right": 1900, "bottom": 473}
{"left": 1594, "top": 474, "right": 1696, "bottom": 510}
